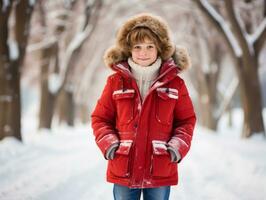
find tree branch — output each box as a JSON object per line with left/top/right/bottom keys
{"left": 254, "top": 18, "right": 266, "bottom": 54}
{"left": 193, "top": 0, "right": 242, "bottom": 58}
{"left": 224, "top": 0, "right": 251, "bottom": 56}
{"left": 216, "top": 77, "right": 239, "bottom": 120}
{"left": 57, "top": 0, "right": 102, "bottom": 94}
{"left": 15, "top": 0, "right": 34, "bottom": 64}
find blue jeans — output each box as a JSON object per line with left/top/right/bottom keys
{"left": 113, "top": 184, "right": 170, "bottom": 200}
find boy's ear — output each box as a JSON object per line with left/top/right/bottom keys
{"left": 172, "top": 45, "right": 191, "bottom": 71}
{"left": 103, "top": 46, "right": 128, "bottom": 67}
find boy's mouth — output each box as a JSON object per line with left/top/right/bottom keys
{"left": 138, "top": 58, "right": 150, "bottom": 61}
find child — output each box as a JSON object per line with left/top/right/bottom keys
{"left": 91, "top": 13, "right": 196, "bottom": 200}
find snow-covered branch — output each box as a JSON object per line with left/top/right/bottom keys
{"left": 47, "top": 9, "right": 73, "bottom": 20}
{"left": 7, "top": 39, "right": 19, "bottom": 61}
{"left": 67, "top": 24, "right": 92, "bottom": 54}
{"left": 250, "top": 18, "right": 266, "bottom": 44}
{"left": 253, "top": 18, "right": 266, "bottom": 54}
{"left": 62, "top": 24, "right": 93, "bottom": 73}
{"left": 28, "top": 0, "right": 36, "bottom": 7}
{"left": 1, "top": 0, "right": 10, "bottom": 13}
{"left": 27, "top": 37, "right": 57, "bottom": 52}
{"left": 54, "top": 23, "right": 93, "bottom": 95}
{"left": 57, "top": 0, "right": 103, "bottom": 96}
{"left": 48, "top": 73, "right": 62, "bottom": 94}
{"left": 224, "top": 0, "right": 254, "bottom": 56}
{"left": 197, "top": 0, "right": 243, "bottom": 57}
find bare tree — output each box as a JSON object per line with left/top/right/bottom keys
{"left": 0, "top": 0, "right": 34, "bottom": 141}
{"left": 31, "top": 0, "right": 102, "bottom": 129}
{"left": 188, "top": 16, "right": 238, "bottom": 131}
{"left": 194, "top": 0, "right": 266, "bottom": 138}
{"left": 56, "top": 0, "right": 102, "bottom": 126}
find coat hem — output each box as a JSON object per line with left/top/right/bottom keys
{"left": 107, "top": 177, "right": 178, "bottom": 188}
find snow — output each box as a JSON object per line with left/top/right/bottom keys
{"left": 28, "top": 0, "right": 36, "bottom": 6}
{"left": 1, "top": 0, "right": 10, "bottom": 13}
{"left": 200, "top": 0, "right": 243, "bottom": 57}
{"left": 27, "top": 37, "right": 57, "bottom": 53}
{"left": 244, "top": 32, "right": 255, "bottom": 56}
{"left": 48, "top": 73, "right": 62, "bottom": 94}
{"left": 234, "top": 8, "right": 255, "bottom": 56}
{"left": 248, "top": 18, "right": 266, "bottom": 45}
{"left": 63, "top": 0, "right": 73, "bottom": 9}
{"left": 7, "top": 39, "right": 19, "bottom": 61}
{"left": 0, "top": 124, "right": 110, "bottom": 200}
{"left": 67, "top": 25, "right": 92, "bottom": 53}
{"left": 0, "top": 109, "right": 265, "bottom": 200}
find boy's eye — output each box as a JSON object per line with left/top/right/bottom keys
{"left": 132, "top": 44, "right": 156, "bottom": 50}
{"left": 133, "top": 45, "right": 141, "bottom": 49}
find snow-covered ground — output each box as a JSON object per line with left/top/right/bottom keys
{"left": 0, "top": 110, "right": 266, "bottom": 200}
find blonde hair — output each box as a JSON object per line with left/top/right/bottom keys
{"left": 126, "top": 27, "right": 162, "bottom": 54}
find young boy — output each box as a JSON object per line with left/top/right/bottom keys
{"left": 91, "top": 13, "right": 196, "bottom": 200}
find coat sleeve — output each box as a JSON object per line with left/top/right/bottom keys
{"left": 91, "top": 76, "right": 119, "bottom": 159}
{"left": 167, "top": 79, "right": 196, "bottom": 163}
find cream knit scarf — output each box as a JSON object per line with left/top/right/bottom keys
{"left": 128, "top": 57, "right": 162, "bottom": 99}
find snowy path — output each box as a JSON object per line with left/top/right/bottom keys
{"left": 0, "top": 125, "right": 266, "bottom": 200}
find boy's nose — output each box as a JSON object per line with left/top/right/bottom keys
{"left": 139, "top": 49, "right": 148, "bottom": 56}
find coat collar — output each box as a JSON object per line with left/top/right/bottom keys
{"left": 112, "top": 58, "right": 180, "bottom": 83}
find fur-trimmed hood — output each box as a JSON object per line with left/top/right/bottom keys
{"left": 104, "top": 13, "right": 191, "bottom": 71}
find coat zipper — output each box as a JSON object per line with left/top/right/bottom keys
{"left": 116, "top": 63, "right": 177, "bottom": 185}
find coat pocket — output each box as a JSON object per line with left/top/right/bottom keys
{"left": 109, "top": 140, "right": 133, "bottom": 177}
{"left": 151, "top": 140, "right": 176, "bottom": 178}
{"left": 113, "top": 89, "right": 135, "bottom": 125}
{"left": 155, "top": 88, "right": 177, "bottom": 125}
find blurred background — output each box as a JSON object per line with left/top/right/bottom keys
{"left": 0, "top": 0, "right": 266, "bottom": 199}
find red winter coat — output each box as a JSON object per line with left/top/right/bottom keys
{"left": 91, "top": 59, "right": 196, "bottom": 188}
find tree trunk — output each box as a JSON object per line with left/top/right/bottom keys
{"left": 199, "top": 90, "right": 218, "bottom": 130}
{"left": 224, "top": 0, "right": 265, "bottom": 137}
{"left": 39, "top": 44, "right": 57, "bottom": 129}
{"left": 195, "top": 63, "right": 218, "bottom": 130}
{"left": 65, "top": 89, "right": 75, "bottom": 126}
{"left": 206, "top": 89, "right": 218, "bottom": 130}
{"left": 39, "top": 86, "right": 55, "bottom": 129}
{"left": 0, "top": 2, "right": 13, "bottom": 140}
{"left": 194, "top": 0, "right": 266, "bottom": 137}
{"left": 227, "top": 103, "right": 233, "bottom": 128}
{"left": 0, "top": 0, "right": 33, "bottom": 140}
{"left": 10, "top": 60, "right": 22, "bottom": 140}
{"left": 57, "top": 89, "right": 75, "bottom": 126}
{"left": 79, "top": 104, "right": 89, "bottom": 124}
{"left": 237, "top": 57, "right": 265, "bottom": 137}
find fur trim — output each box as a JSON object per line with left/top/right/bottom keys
{"left": 103, "top": 46, "right": 127, "bottom": 68}
{"left": 103, "top": 13, "right": 191, "bottom": 71}
{"left": 172, "top": 46, "right": 191, "bottom": 71}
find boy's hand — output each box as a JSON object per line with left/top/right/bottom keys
{"left": 167, "top": 146, "right": 181, "bottom": 163}
{"left": 106, "top": 143, "right": 119, "bottom": 160}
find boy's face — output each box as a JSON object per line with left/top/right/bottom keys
{"left": 131, "top": 39, "right": 158, "bottom": 67}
